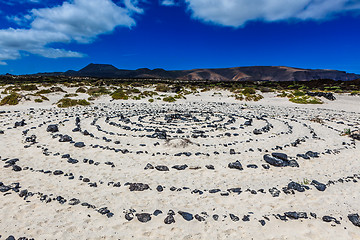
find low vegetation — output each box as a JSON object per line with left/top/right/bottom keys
{"left": 87, "top": 87, "right": 110, "bottom": 96}
{"left": 0, "top": 93, "right": 21, "bottom": 105}
{"left": 20, "top": 84, "right": 38, "bottom": 91}
{"left": 57, "top": 98, "right": 90, "bottom": 108}
{"left": 155, "top": 84, "right": 171, "bottom": 92}
{"left": 111, "top": 89, "right": 129, "bottom": 100}
{"left": 289, "top": 95, "right": 323, "bottom": 104}
{"left": 64, "top": 93, "right": 78, "bottom": 98}
{"left": 76, "top": 87, "right": 87, "bottom": 93}
{"left": 163, "top": 96, "right": 176, "bottom": 102}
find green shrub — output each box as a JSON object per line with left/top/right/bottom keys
{"left": 57, "top": 98, "right": 90, "bottom": 108}
{"left": 234, "top": 94, "right": 244, "bottom": 101}
{"left": 0, "top": 93, "right": 21, "bottom": 105}
{"left": 293, "top": 90, "right": 306, "bottom": 97}
{"left": 277, "top": 91, "right": 289, "bottom": 98}
{"left": 76, "top": 87, "right": 87, "bottom": 93}
{"left": 35, "top": 99, "right": 43, "bottom": 103}
{"left": 87, "top": 87, "right": 110, "bottom": 96}
{"left": 35, "top": 89, "right": 52, "bottom": 95}
{"left": 163, "top": 96, "right": 176, "bottom": 102}
{"left": 50, "top": 87, "right": 66, "bottom": 93}
{"left": 21, "top": 84, "right": 38, "bottom": 91}
{"left": 174, "top": 94, "right": 185, "bottom": 99}
{"left": 148, "top": 99, "right": 154, "bottom": 102}
{"left": 131, "top": 96, "right": 141, "bottom": 100}
{"left": 242, "top": 87, "right": 256, "bottom": 95}
{"left": 64, "top": 93, "right": 78, "bottom": 98}
{"left": 289, "top": 96, "right": 323, "bottom": 104}
{"left": 156, "top": 84, "right": 171, "bottom": 92}
{"left": 245, "top": 94, "right": 263, "bottom": 101}
{"left": 129, "top": 88, "right": 141, "bottom": 94}
{"left": 112, "top": 89, "right": 129, "bottom": 100}
{"left": 41, "top": 95, "right": 49, "bottom": 101}
{"left": 142, "top": 91, "right": 158, "bottom": 97}
{"left": 343, "top": 128, "right": 351, "bottom": 135}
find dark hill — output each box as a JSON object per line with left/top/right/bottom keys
{"left": 56, "top": 64, "right": 360, "bottom": 81}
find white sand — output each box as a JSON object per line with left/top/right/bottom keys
{"left": 0, "top": 86, "right": 360, "bottom": 240}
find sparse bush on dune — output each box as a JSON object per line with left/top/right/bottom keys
{"left": 141, "top": 91, "right": 158, "bottom": 97}
{"left": 64, "top": 93, "right": 78, "bottom": 98}
{"left": 111, "top": 89, "right": 129, "bottom": 100}
{"left": 245, "top": 94, "right": 263, "bottom": 101}
{"left": 174, "top": 94, "right": 186, "bottom": 99}
{"left": 41, "top": 95, "right": 49, "bottom": 101}
{"left": 155, "top": 84, "right": 171, "bottom": 92}
{"left": 129, "top": 88, "right": 141, "bottom": 94}
{"left": 163, "top": 96, "right": 176, "bottom": 102}
{"left": 242, "top": 87, "right": 256, "bottom": 95}
{"left": 131, "top": 95, "right": 141, "bottom": 100}
{"left": 57, "top": 98, "right": 90, "bottom": 108}
{"left": 258, "top": 87, "right": 275, "bottom": 93}
{"left": 76, "top": 87, "right": 87, "bottom": 93}
{"left": 232, "top": 87, "right": 263, "bottom": 102}
{"left": 234, "top": 94, "right": 244, "bottom": 101}
{"left": 20, "top": 84, "right": 38, "bottom": 91}
{"left": 35, "top": 89, "right": 52, "bottom": 95}
{"left": 34, "top": 99, "right": 43, "bottom": 103}
{"left": 293, "top": 90, "right": 306, "bottom": 96}
{"left": 0, "top": 93, "right": 21, "bottom": 105}
{"left": 87, "top": 87, "right": 110, "bottom": 96}
{"left": 289, "top": 95, "right": 323, "bottom": 104}
{"left": 277, "top": 91, "right": 290, "bottom": 98}
{"left": 50, "top": 87, "right": 66, "bottom": 93}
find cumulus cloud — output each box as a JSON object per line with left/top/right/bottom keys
{"left": 184, "top": 0, "right": 360, "bottom": 27}
{"left": 0, "top": 0, "right": 141, "bottom": 64}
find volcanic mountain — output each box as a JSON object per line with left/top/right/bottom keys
{"left": 58, "top": 63, "right": 360, "bottom": 81}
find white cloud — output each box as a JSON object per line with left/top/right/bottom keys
{"left": 0, "top": 0, "right": 142, "bottom": 64}
{"left": 161, "top": 0, "right": 177, "bottom": 6}
{"left": 185, "top": 0, "right": 360, "bottom": 27}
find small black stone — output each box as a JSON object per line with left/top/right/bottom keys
{"left": 136, "top": 213, "right": 152, "bottom": 223}
{"left": 74, "top": 142, "right": 85, "bottom": 148}
{"left": 228, "top": 160, "right": 243, "bottom": 170}
{"left": 229, "top": 214, "right": 239, "bottom": 222}
{"left": 156, "top": 185, "right": 163, "bottom": 192}
{"left": 164, "top": 214, "right": 175, "bottom": 224}
{"left": 205, "top": 165, "right": 215, "bottom": 170}
{"left": 125, "top": 213, "right": 133, "bottom": 221}
{"left": 53, "top": 170, "right": 64, "bottom": 175}
{"left": 12, "top": 165, "right": 22, "bottom": 172}
{"left": 348, "top": 214, "right": 360, "bottom": 227}
{"left": 153, "top": 210, "right": 163, "bottom": 216}
{"left": 178, "top": 211, "right": 193, "bottom": 221}
{"left": 195, "top": 214, "right": 205, "bottom": 222}
{"left": 155, "top": 165, "right": 169, "bottom": 171}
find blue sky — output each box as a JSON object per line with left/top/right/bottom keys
{"left": 0, "top": 0, "right": 360, "bottom": 75}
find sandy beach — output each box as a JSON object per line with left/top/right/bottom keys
{"left": 1, "top": 85, "right": 360, "bottom": 240}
